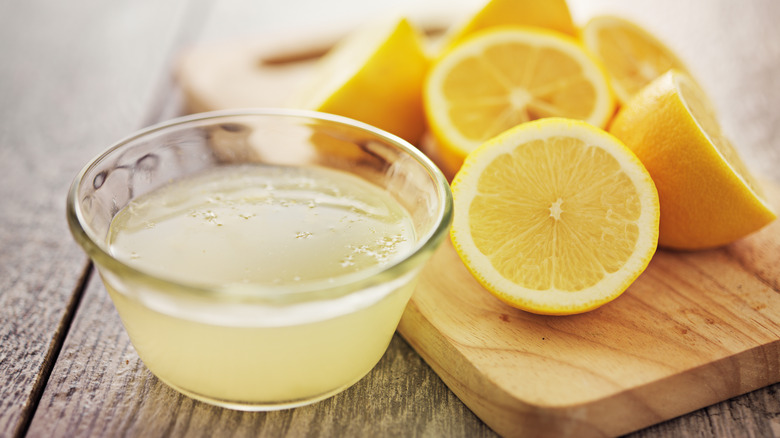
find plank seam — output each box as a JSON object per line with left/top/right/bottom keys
{"left": 13, "top": 262, "right": 93, "bottom": 438}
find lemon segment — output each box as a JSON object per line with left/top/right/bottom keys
{"left": 425, "top": 27, "right": 615, "bottom": 178}
{"left": 293, "top": 17, "right": 429, "bottom": 145}
{"left": 609, "top": 70, "right": 776, "bottom": 249}
{"left": 451, "top": 118, "right": 659, "bottom": 315}
{"left": 581, "top": 15, "right": 690, "bottom": 106}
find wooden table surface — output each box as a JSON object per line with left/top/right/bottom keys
{"left": 1, "top": 0, "right": 778, "bottom": 437}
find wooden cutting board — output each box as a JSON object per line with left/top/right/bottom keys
{"left": 400, "top": 189, "right": 780, "bottom": 437}
{"left": 176, "top": 37, "right": 780, "bottom": 438}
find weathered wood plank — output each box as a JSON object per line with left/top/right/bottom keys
{"left": 0, "top": 0, "right": 195, "bottom": 436}
{"left": 630, "top": 386, "right": 780, "bottom": 438}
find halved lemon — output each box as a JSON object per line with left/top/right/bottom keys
{"left": 450, "top": 118, "right": 659, "bottom": 315}
{"left": 581, "top": 15, "right": 690, "bottom": 106}
{"left": 424, "top": 27, "right": 615, "bottom": 178}
{"left": 609, "top": 70, "right": 776, "bottom": 249}
{"left": 440, "top": 0, "right": 577, "bottom": 52}
{"left": 293, "top": 16, "right": 429, "bottom": 145}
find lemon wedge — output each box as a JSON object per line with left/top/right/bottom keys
{"left": 581, "top": 15, "right": 690, "bottom": 106}
{"left": 441, "top": 0, "right": 577, "bottom": 52}
{"left": 609, "top": 70, "right": 776, "bottom": 249}
{"left": 294, "top": 17, "right": 429, "bottom": 145}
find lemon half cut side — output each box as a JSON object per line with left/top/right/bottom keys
{"left": 425, "top": 27, "right": 615, "bottom": 178}
{"left": 450, "top": 118, "right": 659, "bottom": 315}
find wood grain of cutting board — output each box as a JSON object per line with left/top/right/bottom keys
{"left": 176, "top": 37, "right": 780, "bottom": 438}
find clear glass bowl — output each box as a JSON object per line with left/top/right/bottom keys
{"left": 66, "top": 109, "right": 452, "bottom": 410}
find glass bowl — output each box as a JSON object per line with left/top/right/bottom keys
{"left": 66, "top": 109, "right": 452, "bottom": 410}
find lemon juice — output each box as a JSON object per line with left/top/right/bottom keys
{"left": 104, "top": 164, "right": 418, "bottom": 408}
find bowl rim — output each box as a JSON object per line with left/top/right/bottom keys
{"left": 66, "top": 108, "right": 453, "bottom": 303}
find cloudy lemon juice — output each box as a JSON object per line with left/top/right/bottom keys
{"left": 104, "top": 164, "right": 418, "bottom": 408}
